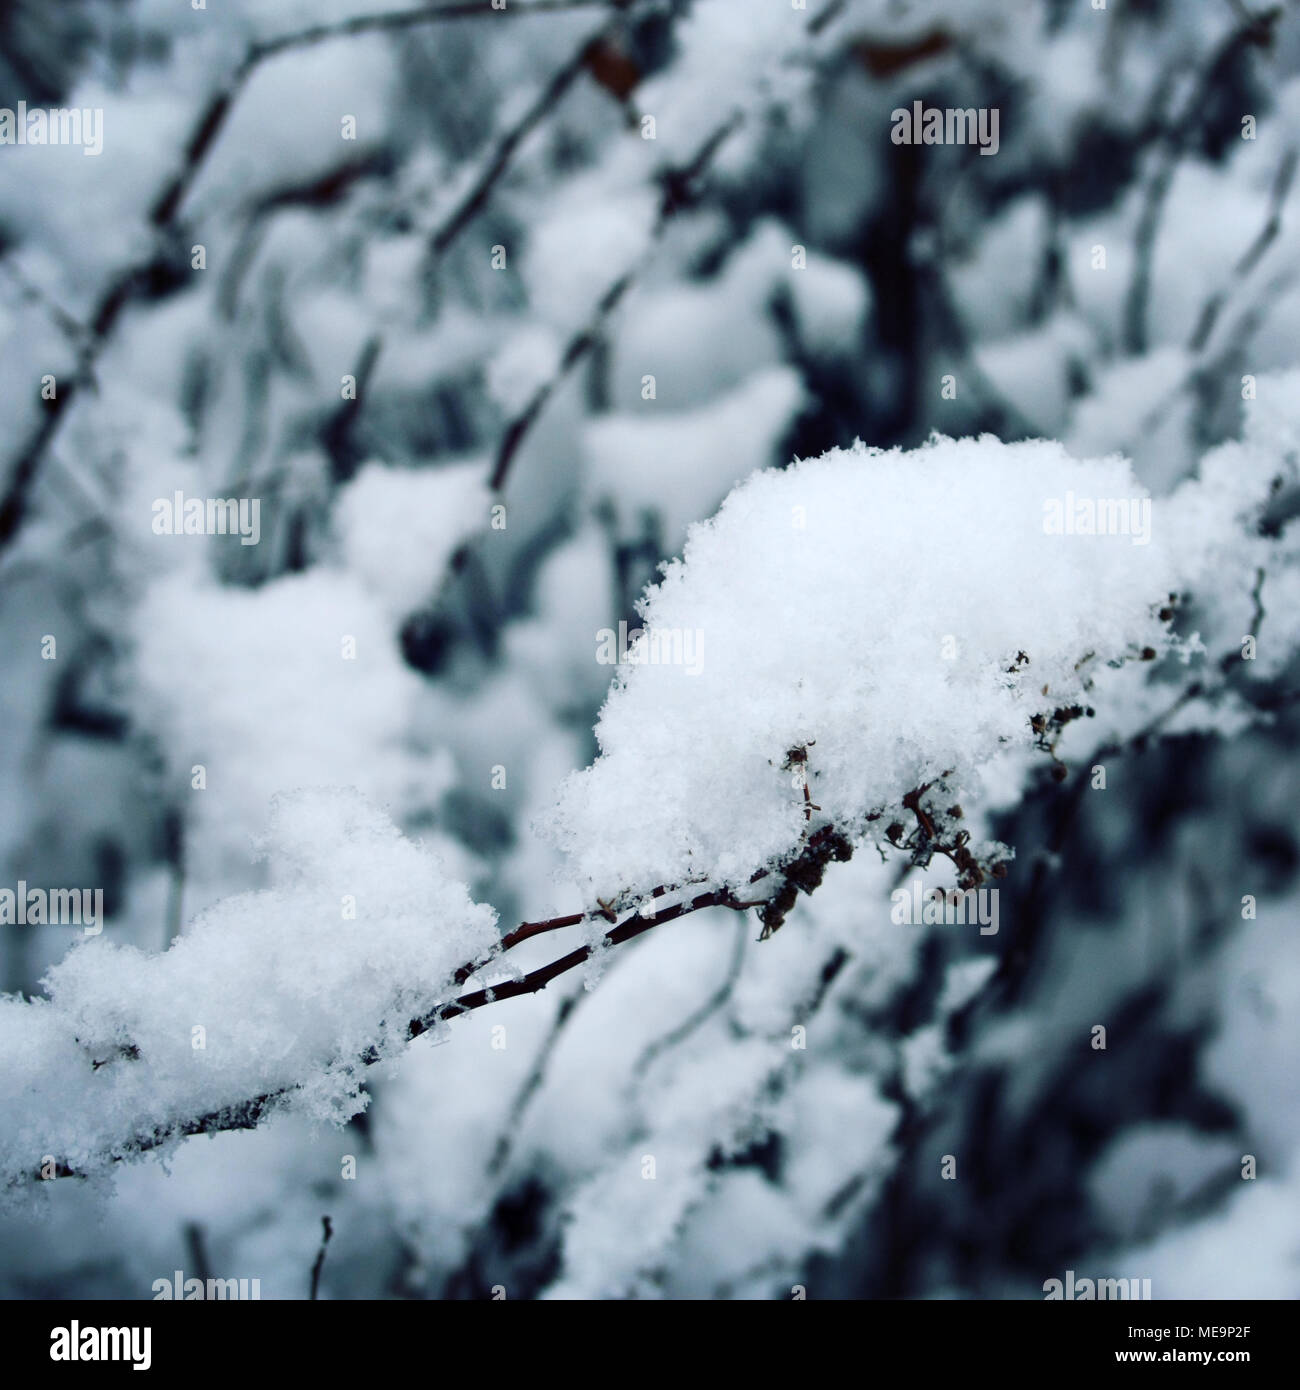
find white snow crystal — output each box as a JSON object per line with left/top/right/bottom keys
{"left": 0, "top": 789, "right": 496, "bottom": 1192}
{"left": 545, "top": 434, "right": 1183, "bottom": 902}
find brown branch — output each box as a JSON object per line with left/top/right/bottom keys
{"left": 24, "top": 879, "right": 760, "bottom": 1187}
{"left": 27, "top": 647, "right": 1263, "bottom": 1188}
{"left": 421, "top": 884, "right": 746, "bottom": 1029}
{"left": 496, "top": 910, "right": 586, "bottom": 954}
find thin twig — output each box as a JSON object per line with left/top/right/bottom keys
{"left": 423, "top": 884, "right": 746, "bottom": 1028}
{"left": 23, "top": 880, "right": 760, "bottom": 1186}
{"left": 0, "top": 260, "right": 87, "bottom": 345}
{"left": 1188, "top": 146, "right": 1297, "bottom": 352}
{"left": 0, "top": 0, "right": 636, "bottom": 554}
{"left": 183, "top": 1221, "right": 211, "bottom": 1286}
{"left": 23, "top": 629, "right": 1284, "bottom": 1191}
{"left": 486, "top": 0, "right": 852, "bottom": 493}
{"left": 489, "top": 113, "right": 742, "bottom": 491}
{"left": 485, "top": 989, "right": 581, "bottom": 1180}
{"left": 1124, "top": 6, "right": 1283, "bottom": 355}
{"left": 256, "top": 0, "right": 622, "bottom": 63}
{"left": 309, "top": 1216, "right": 334, "bottom": 1300}
{"left": 631, "top": 915, "right": 748, "bottom": 1081}
{"left": 428, "top": 27, "right": 611, "bottom": 256}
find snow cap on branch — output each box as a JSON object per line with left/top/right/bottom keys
{"left": 0, "top": 789, "right": 497, "bottom": 1191}
{"left": 545, "top": 434, "right": 1180, "bottom": 901}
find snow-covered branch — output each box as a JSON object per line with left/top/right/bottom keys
{"left": 5, "top": 420, "right": 1292, "bottom": 1194}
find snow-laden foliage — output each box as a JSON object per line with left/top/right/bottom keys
{"left": 0, "top": 790, "right": 496, "bottom": 1190}
{"left": 549, "top": 435, "right": 1183, "bottom": 902}
{"left": 3, "top": 0, "right": 1300, "bottom": 1302}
